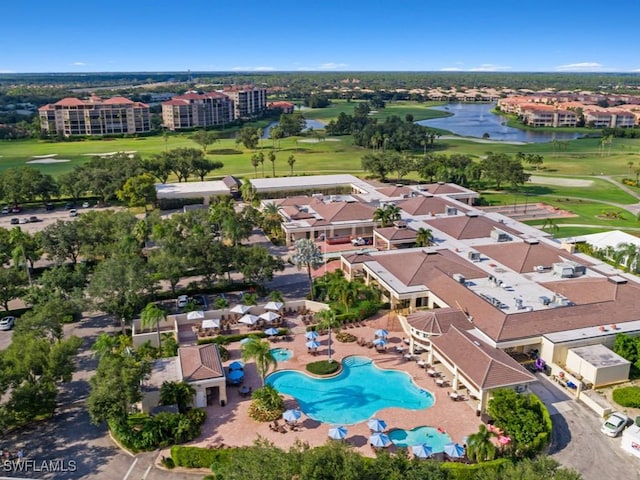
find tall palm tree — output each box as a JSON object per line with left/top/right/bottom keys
{"left": 541, "top": 218, "right": 559, "bottom": 237}
{"left": 241, "top": 339, "right": 277, "bottom": 385}
{"left": 373, "top": 203, "right": 401, "bottom": 228}
{"left": 140, "top": 302, "right": 166, "bottom": 355}
{"left": 258, "top": 151, "right": 265, "bottom": 177}
{"left": 291, "top": 238, "right": 323, "bottom": 299}
{"left": 415, "top": 227, "right": 434, "bottom": 247}
{"left": 9, "top": 227, "right": 36, "bottom": 286}
{"left": 268, "top": 150, "right": 276, "bottom": 177}
{"left": 615, "top": 242, "right": 639, "bottom": 272}
{"left": 261, "top": 202, "right": 283, "bottom": 238}
{"left": 287, "top": 155, "right": 296, "bottom": 175}
{"left": 251, "top": 154, "right": 260, "bottom": 178}
{"left": 466, "top": 424, "right": 497, "bottom": 463}
{"left": 317, "top": 309, "right": 341, "bottom": 362}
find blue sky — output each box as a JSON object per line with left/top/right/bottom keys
{"left": 3, "top": 0, "right": 640, "bottom": 73}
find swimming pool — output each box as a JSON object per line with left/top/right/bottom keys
{"left": 270, "top": 348, "right": 293, "bottom": 362}
{"left": 265, "top": 356, "right": 434, "bottom": 424}
{"left": 388, "top": 426, "right": 452, "bottom": 452}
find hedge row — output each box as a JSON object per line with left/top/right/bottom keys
{"left": 196, "top": 329, "right": 289, "bottom": 346}
{"left": 170, "top": 445, "right": 234, "bottom": 468}
{"left": 613, "top": 386, "right": 640, "bottom": 408}
{"left": 441, "top": 458, "right": 511, "bottom": 480}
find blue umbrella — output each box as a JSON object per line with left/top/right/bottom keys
{"left": 264, "top": 327, "right": 279, "bottom": 336}
{"left": 306, "top": 340, "right": 321, "bottom": 349}
{"left": 305, "top": 331, "right": 319, "bottom": 340}
{"left": 443, "top": 442, "right": 465, "bottom": 458}
{"left": 373, "top": 337, "right": 388, "bottom": 346}
{"left": 229, "top": 361, "right": 244, "bottom": 371}
{"left": 328, "top": 426, "right": 348, "bottom": 440}
{"left": 283, "top": 409, "right": 302, "bottom": 423}
{"left": 374, "top": 329, "right": 389, "bottom": 337}
{"left": 239, "top": 337, "right": 254, "bottom": 346}
{"left": 227, "top": 369, "right": 244, "bottom": 383}
{"left": 369, "top": 432, "right": 391, "bottom": 448}
{"left": 367, "top": 418, "right": 387, "bottom": 432}
{"left": 411, "top": 444, "right": 433, "bottom": 458}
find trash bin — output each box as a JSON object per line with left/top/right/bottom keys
{"left": 220, "top": 400, "right": 226, "bottom": 407}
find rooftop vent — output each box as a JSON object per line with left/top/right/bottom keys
{"left": 452, "top": 273, "right": 466, "bottom": 284}
{"left": 525, "top": 239, "right": 539, "bottom": 245}
{"left": 608, "top": 275, "right": 627, "bottom": 284}
{"left": 491, "top": 229, "right": 512, "bottom": 242}
{"left": 393, "top": 220, "right": 407, "bottom": 229}
{"left": 466, "top": 212, "right": 479, "bottom": 218}
{"left": 400, "top": 194, "right": 409, "bottom": 199}
{"left": 446, "top": 207, "right": 458, "bottom": 216}
{"left": 468, "top": 251, "right": 481, "bottom": 262}
{"left": 437, "top": 181, "right": 445, "bottom": 185}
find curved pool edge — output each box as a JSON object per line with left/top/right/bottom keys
{"left": 265, "top": 355, "right": 437, "bottom": 425}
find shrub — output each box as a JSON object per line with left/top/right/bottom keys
{"left": 440, "top": 458, "right": 511, "bottom": 480}
{"left": 161, "top": 456, "right": 175, "bottom": 469}
{"left": 306, "top": 360, "right": 341, "bottom": 376}
{"left": 247, "top": 385, "right": 284, "bottom": 422}
{"left": 613, "top": 386, "right": 640, "bottom": 408}
{"left": 335, "top": 332, "right": 357, "bottom": 343}
{"left": 170, "top": 445, "right": 233, "bottom": 468}
{"left": 218, "top": 345, "right": 230, "bottom": 361}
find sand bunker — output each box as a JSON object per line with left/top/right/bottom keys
{"left": 297, "top": 138, "right": 342, "bottom": 143}
{"left": 82, "top": 150, "right": 137, "bottom": 157}
{"left": 529, "top": 176, "right": 593, "bottom": 187}
{"left": 31, "top": 154, "right": 58, "bottom": 159}
{"left": 26, "top": 159, "right": 70, "bottom": 164}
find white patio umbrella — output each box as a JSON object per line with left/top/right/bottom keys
{"left": 328, "top": 426, "right": 348, "bottom": 440}
{"left": 230, "top": 304, "right": 251, "bottom": 315}
{"left": 306, "top": 340, "right": 321, "bottom": 349}
{"left": 411, "top": 444, "right": 433, "bottom": 458}
{"left": 305, "top": 330, "right": 319, "bottom": 340}
{"left": 443, "top": 442, "right": 465, "bottom": 459}
{"left": 264, "top": 301, "right": 284, "bottom": 311}
{"left": 202, "top": 319, "right": 220, "bottom": 330}
{"left": 239, "top": 337, "right": 255, "bottom": 346}
{"left": 367, "top": 418, "right": 387, "bottom": 432}
{"left": 264, "top": 327, "right": 279, "bottom": 336}
{"left": 238, "top": 314, "right": 259, "bottom": 325}
{"left": 259, "top": 311, "right": 281, "bottom": 323}
{"left": 369, "top": 432, "right": 391, "bottom": 448}
{"left": 282, "top": 409, "right": 302, "bottom": 423}
{"left": 186, "top": 310, "right": 205, "bottom": 320}
{"left": 373, "top": 337, "right": 388, "bottom": 347}
{"left": 374, "top": 329, "right": 389, "bottom": 337}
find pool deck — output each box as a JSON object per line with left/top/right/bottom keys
{"left": 185, "top": 311, "right": 480, "bottom": 456}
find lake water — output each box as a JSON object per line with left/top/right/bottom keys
{"left": 416, "top": 103, "right": 582, "bottom": 143}
{"left": 263, "top": 119, "right": 326, "bottom": 139}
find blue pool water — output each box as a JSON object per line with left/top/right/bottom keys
{"left": 388, "top": 426, "right": 452, "bottom": 451}
{"left": 265, "top": 356, "right": 434, "bottom": 424}
{"left": 270, "top": 348, "right": 293, "bottom": 362}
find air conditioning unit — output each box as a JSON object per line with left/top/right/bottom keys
{"left": 452, "top": 273, "right": 466, "bottom": 284}
{"left": 468, "top": 251, "right": 481, "bottom": 262}
{"left": 446, "top": 207, "right": 458, "bottom": 216}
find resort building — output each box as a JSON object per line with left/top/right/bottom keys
{"left": 584, "top": 109, "right": 636, "bottom": 128}
{"left": 161, "top": 91, "right": 234, "bottom": 130}
{"left": 520, "top": 106, "right": 577, "bottom": 127}
{"left": 39, "top": 95, "right": 151, "bottom": 136}
{"left": 267, "top": 101, "right": 295, "bottom": 114}
{"left": 222, "top": 85, "right": 267, "bottom": 119}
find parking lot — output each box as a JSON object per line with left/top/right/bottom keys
{"left": 0, "top": 203, "right": 121, "bottom": 234}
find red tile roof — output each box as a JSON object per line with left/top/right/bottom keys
{"left": 54, "top": 97, "right": 87, "bottom": 106}
{"left": 398, "top": 195, "right": 462, "bottom": 216}
{"left": 102, "top": 96, "right": 135, "bottom": 105}
{"left": 431, "top": 326, "right": 536, "bottom": 390}
{"left": 424, "top": 215, "right": 519, "bottom": 240}
{"left": 406, "top": 308, "right": 472, "bottom": 335}
{"left": 179, "top": 344, "right": 224, "bottom": 382}
{"left": 375, "top": 226, "right": 418, "bottom": 241}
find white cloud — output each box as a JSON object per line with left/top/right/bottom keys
{"left": 469, "top": 64, "right": 512, "bottom": 72}
{"left": 71, "top": 61, "right": 88, "bottom": 66}
{"left": 440, "top": 67, "right": 463, "bottom": 71}
{"left": 555, "top": 62, "right": 603, "bottom": 71}
{"left": 318, "top": 62, "right": 348, "bottom": 70}
{"left": 632, "top": 68, "right": 640, "bottom": 72}
{"left": 0, "top": 69, "right": 15, "bottom": 73}
{"left": 231, "top": 66, "right": 275, "bottom": 71}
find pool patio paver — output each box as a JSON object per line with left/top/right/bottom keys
{"left": 187, "top": 312, "right": 480, "bottom": 456}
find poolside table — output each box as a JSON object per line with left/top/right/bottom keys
{"left": 435, "top": 378, "right": 447, "bottom": 387}
{"left": 426, "top": 369, "right": 439, "bottom": 377}
{"left": 403, "top": 354, "right": 414, "bottom": 361}
{"left": 417, "top": 360, "right": 427, "bottom": 368}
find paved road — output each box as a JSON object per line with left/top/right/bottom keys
{"left": 531, "top": 374, "right": 640, "bottom": 480}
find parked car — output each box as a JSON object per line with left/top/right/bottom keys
{"left": 69, "top": 209, "right": 78, "bottom": 217}
{"left": 1, "top": 207, "right": 9, "bottom": 214}
{"left": 45, "top": 203, "right": 55, "bottom": 211}
{"left": 176, "top": 295, "right": 189, "bottom": 309}
{"left": 10, "top": 206, "right": 21, "bottom": 213}
{"left": 18, "top": 218, "right": 29, "bottom": 224}
{"left": 82, "top": 201, "right": 90, "bottom": 208}
{"left": 601, "top": 412, "right": 630, "bottom": 437}
{"left": 0, "top": 316, "right": 16, "bottom": 331}
{"left": 10, "top": 218, "right": 19, "bottom": 225}
{"left": 191, "top": 294, "right": 208, "bottom": 308}
{"left": 351, "top": 237, "right": 366, "bottom": 246}
{"left": 29, "top": 216, "right": 39, "bottom": 223}
{"left": 65, "top": 202, "right": 75, "bottom": 210}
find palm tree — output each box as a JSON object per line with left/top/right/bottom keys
{"left": 317, "top": 309, "right": 341, "bottom": 362}
{"left": 251, "top": 154, "right": 260, "bottom": 178}
{"left": 9, "top": 227, "right": 33, "bottom": 286}
{"left": 415, "top": 227, "right": 434, "bottom": 247}
{"left": 541, "top": 218, "right": 559, "bottom": 237}
{"left": 268, "top": 290, "right": 284, "bottom": 303}
{"left": 258, "top": 151, "right": 265, "bottom": 177}
{"left": 466, "top": 424, "right": 497, "bottom": 463}
{"left": 261, "top": 202, "right": 283, "bottom": 238}
{"left": 268, "top": 150, "right": 276, "bottom": 177}
{"left": 291, "top": 238, "right": 323, "bottom": 299}
{"left": 140, "top": 302, "right": 166, "bottom": 355}
{"left": 287, "top": 155, "right": 296, "bottom": 175}
{"left": 133, "top": 218, "right": 151, "bottom": 250}
{"left": 242, "top": 339, "right": 277, "bottom": 385}
{"left": 373, "top": 203, "right": 401, "bottom": 228}
{"left": 328, "top": 279, "right": 358, "bottom": 312}
{"left": 160, "top": 380, "right": 195, "bottom": 413}
{"left": 615, "top": 242, "right": 639, "bottom": 272}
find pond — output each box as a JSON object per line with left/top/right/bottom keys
{"left": 262, "top": 119, "right": 326, "bottom": 139}
{"left": 416, "top": 103, "right": 583, "bottom": 143}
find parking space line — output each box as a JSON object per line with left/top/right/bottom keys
{"left": 122, "top": 458, "right": 138, "bottom": 480}
{"left": 142, "top": 465, "right": 152, "bottom": 479}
